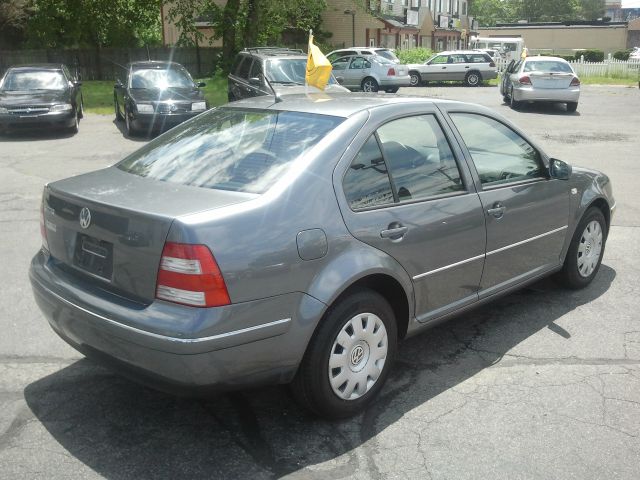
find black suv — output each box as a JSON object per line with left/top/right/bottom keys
{"left": 227, "top": 47, "right": 348, "bottom": 102}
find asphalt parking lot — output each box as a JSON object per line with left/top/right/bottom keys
{"left": 1, "top": 85, "right": 639, "bottom": 479}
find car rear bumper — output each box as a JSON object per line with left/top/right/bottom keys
{"left": 29, "top": 250, "right": 326, "bottom": 394}
{"left": 513, "top": 86, "right": 580, "bottom": 103}
{"left": 379, "top": 75, "right": 411, "bottom": 88}
{"left": 0, "top": 111, "right": 76, "bottom": 130}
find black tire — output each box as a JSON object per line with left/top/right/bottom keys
{"left": 510, "top": 87, "right": 521, "bottom": 110}
{"left": 68, "top": 111, "right": 79, "bottom": 134}
{"left": 556, "top": 207, "right": 607, "bottom": 289}
{"left": 385, "top": 87, "right": 399, "bottom": 93}
{"left": 78, "top": 95, "right": 84, "bottom": 119}
{"left": 114, "top": 95, "right": 123, "bottom": 121}
{"left": 292, "top": 289, "right": 398, "bottom": 419}
{"left": 124, "top": 106, "right": 136, "bottom": 137}
{"left": 409, "top": 71, "right": 421, "bottom": 87}
{"left": 465, "top": 71, "right": 482, "bottom": 87}
{"left": 503, "top": 95, "right": 510, "bottom": 104}
{"left": 361, "top": 77, "right": 379, "bottom": 92}
{"left": 566, "top": 102, "right": 578, "bottom": 113}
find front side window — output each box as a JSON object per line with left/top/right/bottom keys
{"left": 430, "top": 55, "right": 448, "bottom": 65}
{"left": 377, "top": 115, "right": 464, "bottom": 202}
{"left": 332, "top": 57, "right": 350, "bottom": 71}
{"left": 450, "top": 113, "right": 544, "bottom": 187}
{"left": 118, "top": 109, "right": 344, "bottom": 194}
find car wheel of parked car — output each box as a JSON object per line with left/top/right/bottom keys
{"left": 510, "top": 88, "right": 521, "bottom": 110}
{"left": 78, "top": 96, "right": 84, "bottom": 119}
{"left": 68, "top": 111, "right": 79, "bottom": 134}
{"left": 409, "top": 71, "right": 421, "bottom": 87}
{"left": 556, "top": 207, "right": 607, "bottom": 289}
{"left": 124, "top": 107, "right": 136, "bottom": 137}
{"left": 465, "top": 71, "right": 482, "bottom": 87}
{"left": 566, "top": 102, "right": 578, "bottom": 113}
{"left": 292, "top": 289, "right": 397, "bottom": 419}
{"left": 114, "top": 95, "right": 123, "bottom": 121}
{"left": 361, "top": 77, "right": 379, "bottom": 93}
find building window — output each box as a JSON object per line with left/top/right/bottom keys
{"left": 462, "top": 1, "right": 467, "bottom": 15}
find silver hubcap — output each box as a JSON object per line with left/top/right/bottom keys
{"left": 328, "top": 312, "right": 388, "bottom": 400}
{"left": 468, "top": 75, "right": 478, "bottom": 85}
{"left": 363, "top": 81, "right": 375, "bottom": 92}
{"left": 577, "top": 220, "right": 603, "bottom": 277}
{"left": 410, "top": 74, "right": 419, "bottom": 86}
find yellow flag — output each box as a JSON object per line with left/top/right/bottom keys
{"left": 521, "top": 47, "right": 529, "bottom": 59}
{"left": 306, "top": 34, "right": 332, "bottom": 91}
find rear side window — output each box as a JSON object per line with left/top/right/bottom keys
{"left": 450, "top": 113, "right": 544, "bottom": 187}
{"left": 231, "top": 56, "right": 243, "bottom": 75}
{"left": 343, "top": 136, "right": 394, "bottom": 210}
{"left": 118, "top": 109, "right": 344, "bottom": 194}
{"left": 249, "top": 60, "right": 263, "bottom": 79}
{"left": 467, "top": 54, "right": 490, "bottom": 63}
{"left": 237, "top": 58, "right": 252, "bottom": 79}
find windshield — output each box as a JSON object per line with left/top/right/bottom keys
{"left": 524, "top": 61, "right": 573, "bottom": 73}
{"left": 118, "top": 108, "right": 344, "bottom": 194}
{"left": 375, "top": 49, "right": 398, "bottom": 62}
{"left": 1, "top": 70, "right": 67, "bottom": 91}
{"left": 130, "top": 67, "right": 194, "bottom": 89}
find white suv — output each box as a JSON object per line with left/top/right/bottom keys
{"left": 407, "top": 50, "right": 498, "bottom": 87}
{"left": 327, "top": 47, "right": 400, "bottom": 64}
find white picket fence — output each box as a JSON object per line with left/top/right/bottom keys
{"left": 495, "top": 54, "right": 640, "bottom": 78}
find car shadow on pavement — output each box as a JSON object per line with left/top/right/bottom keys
{"left": 501, "top": 101, "right": 581, "bottom": 116}
{"left": 0, "top": 128, "right": 77, "bottom": 142}
{"left": 112, "top": 119, "right": 150, "bottom": 143}
{"left": 23, "top": 265, "right": 615, "bottom": 479}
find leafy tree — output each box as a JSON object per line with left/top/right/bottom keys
{"left": 575, "top": 0, "right": 605, "bottom": 20}
{"left": 0, "top": 0, "right": 32, "bottom": 47}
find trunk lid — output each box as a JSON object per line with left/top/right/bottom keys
{"left": 43, "top": 167, "right": 256, "bottom": 304}
{"left": 529, "top": 72, "right": 574, "bottom": 89}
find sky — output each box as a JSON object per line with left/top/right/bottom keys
{"left": 621, "top": 0, "right": 640, "bottom": 8}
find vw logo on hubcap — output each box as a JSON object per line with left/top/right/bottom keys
{"left": 350, "top": 345, "right": 365, "bottom": 366}
{"left": 79, "top": 207, "right": 92, "bottom": 229}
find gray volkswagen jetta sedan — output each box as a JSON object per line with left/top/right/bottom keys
{"left": 30, "top": 93, "right": 614, "bottom": 418}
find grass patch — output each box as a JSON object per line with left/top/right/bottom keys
{"left": 81, "top": 76, "right": 229, "bottom": 114}
{"left": 579, "top": 76, "right": 638, "bottom": 86}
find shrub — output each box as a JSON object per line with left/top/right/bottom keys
{"left": 397, "top": 48, "right": 434, "bottom": 64}
{"left": 574, "top": 49, "right": 605, "bottom": 62}
{"left": 613, "top": 49, "right": 632, "bottom": 61}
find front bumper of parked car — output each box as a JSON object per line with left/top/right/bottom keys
{"left": 0, "top": 109, "right": 76, "bottom": 131}
{"left": 29, "top": 250, "right": 325, "bottom": 394}
{"left": 512, "top": 85, "right": 580, "bottom": 103}
{"left": 130, "top": 109, "right": 205, "bottom": 132}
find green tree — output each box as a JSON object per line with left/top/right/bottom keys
{"left": 0, "top": 0, "right": 32, "bottom": 47}
{"left": 469, "top": 0, "right": 517, "bottom": 27}
{"left": 575, "top": 0, "right": 605, "bottom": 20}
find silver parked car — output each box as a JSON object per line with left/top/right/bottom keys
{"left": 331, "top": 54, "right": 410, "bottom": 92}
{"left": 408, "top": 50, "right": 498, "bottom": 87}
{"left": 327, "top": 47, "right": 400, "bottom": 64}
{"left": 30, "top": 93, "right": 614, "bottom": 419}
{"left": 501, "top": 56, "right": 581, "bottom": 112}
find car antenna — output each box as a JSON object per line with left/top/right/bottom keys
{"left": 248, "top": 51, "right": 282, "bottom": 104}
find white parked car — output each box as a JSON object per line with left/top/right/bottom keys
{"left": 407, "top": 50, "right": 498, "bottom": 87}
{"left": 331, "top": 54, "right": 410, "bottom": 92}
{"left": 501, "top": 56, "right": 581, "bottom": 112}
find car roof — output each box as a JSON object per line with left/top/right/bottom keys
{"left": 240, "top": 48, "right": 306, "bottom": 59}
{"left": 223, "top": 92, "right": 474, "bottom": 118}
{"left": 437, "top": 50, "right": 491, "bottom": 55}
{"left": 522, "top": 56, "right": 569, "bottom": 63}
{"left": 128, "top": 61, "right": 185, "bottom": 70}
{"left": 6, "top": 64, "right": 65, "bottom": 71}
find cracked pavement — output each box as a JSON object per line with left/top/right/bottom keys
{"left": 0, "top": 86, "right": 639, "bottom": 479}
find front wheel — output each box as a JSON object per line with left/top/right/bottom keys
{"left": 556, "top": 207, "right": 607, "bottom": 289}
{"left": 566, "top": 102, "right": 578, "bottom": 113}
{"left": 124, "top": 107, "right": 137, "bottom": 137}
{"left": 292, "top": 289, "right": 397, "bottom": 419}
{"left": 114, "top": 95, "right": 123, "bottom": 121}
{"left": 361, "top": 77, "right": 379, "bottom": 93}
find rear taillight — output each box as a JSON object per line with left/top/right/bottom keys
{"left": 387, "top": 68, "right": 396, "bottom": 76}
{"left": 156, "top": 242, "right": 230, "bottom": 308}
{"left": 519, "top": 75, "right": 532, "bottom": 85}
{"left": 570, "top": 76, "right": 581, "bottom": 86}
{"left": 40, "top": 198, "right": 49, "bottom": 252}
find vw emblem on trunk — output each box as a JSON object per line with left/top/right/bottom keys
{"left": 79, "top": 207, "right": 92, "bottom": 229}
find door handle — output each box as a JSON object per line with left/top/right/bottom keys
{"left": 465, "top": 66, "right": 470, "bottom": 69}
{"left": 487, "top": 203, "right": 506, "bottom": 218}
{"left": 380, "top": 226, "right": 408, "bottom": 240}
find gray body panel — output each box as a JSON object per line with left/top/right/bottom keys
{"left": 30, "top": 93, "right": 614, "bottom": 393}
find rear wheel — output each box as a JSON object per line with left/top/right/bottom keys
{"left": 292, "top": 289, "right": 397, "bottom": 419}
{"left": 465, "top": 71, "right": 482, "bottom": 87}
{"left": 510, "top": 87, "right": 521, "bottom": 110}
{"left": 361, "top": 77, "right": 379, "bottom": 93}
{"left": 409, "top": 71, "right": 421, "bottom": 87}
{"left": 556, "top": 207, "right": 607, "bottom": 289}
{"left": 566, "top": 102, "right": 578, "bottom": 113}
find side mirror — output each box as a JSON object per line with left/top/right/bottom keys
{"left": 249, "top": 77, "right": 261, "bottom": 86}
{"left": 114, "top": 81, "right": 123, "bottom": 89}
{"left": 74, "top": 80, "right": 82, "bottom": 87}
{"left": 549, "top": 158, "right": 572, "bottom": 180}
{"left": 197, "top": 82, "right": 206, "bottom": 87}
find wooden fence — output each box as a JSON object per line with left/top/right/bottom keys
{"left": 0, "top": 46, "right": 222, "bottom": 80}
{"left": 495, "top": 55, "right": 640, "bottom": 78}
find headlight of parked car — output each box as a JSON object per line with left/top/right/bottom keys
{"left": 191, "top": 102, "right": 207, "bottom": 112}
{"left": 0, "top": 106, "right": 8, "bottom": 114}
{"left": 50, "top": 104, "right": 73, "bottom": 112}
{"left": 136, "top": 104, "right": 154, "bottom": 114}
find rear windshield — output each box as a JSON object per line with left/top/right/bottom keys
{"left": 523, "top": 61, "right": 573, "bottom": 73}
{"left": 375, "top": 49, "right": 398, "bottom": 62}
{"left": 118, "top": 108, "right": 344, "bottom": 194}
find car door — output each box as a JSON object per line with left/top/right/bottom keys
{"left": 448, "top": 111, "right": 570, "bottom": 297}
{"left": 228, "top": 57, "right": 253, "bottom": 100}
{"left": 500, "top": 60, "right": 515, "bottom": 96}
{"left": 336, "top": 107, "right": 486, "bottom": 322}
{"left": 447, "top": 54, "right": 469, "bottom": 81}
{"left": 345, "top": 56, "right": 372, "bottom": 89}
{"left": 423, "top": 55, "right": 449, "bottom": 81}
{"left": 331, "top": 56, "right": 352, "bottom": 88}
